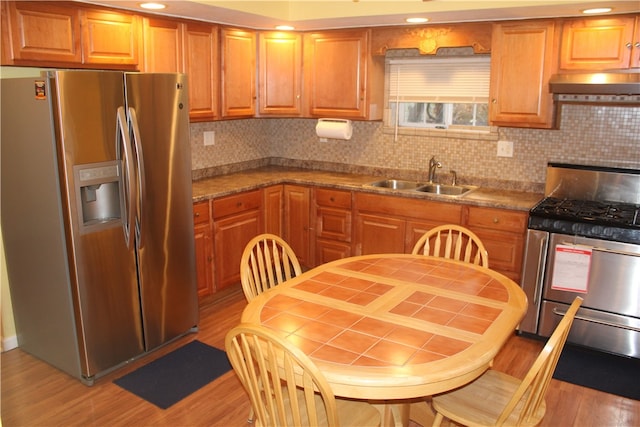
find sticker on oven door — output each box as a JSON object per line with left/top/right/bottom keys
{"left": 551, "top": 244, "right": 592, "bottom": 293}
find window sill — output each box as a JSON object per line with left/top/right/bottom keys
{"left": 381, "top": 125, "right": 499, "bottom": 141}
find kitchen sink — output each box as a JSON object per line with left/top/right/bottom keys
{"left": 366, "top": 179, "right": 425, "bottom": 190}
{"left": 415, "top": 183, "right": 477, "bottom": 196}
{"left": 365, "top": 179, "right": 478, "bottom": 197}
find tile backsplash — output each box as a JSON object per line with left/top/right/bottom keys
{"left": 190, "top": 104, "right": 640, "bottom": 191}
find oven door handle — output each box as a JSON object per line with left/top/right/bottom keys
{"left": 533, "top": 235, "right": 548, "bottom": 305}
{"left": 560, "top": 242, "right": 640, "bottom": 258}
{"left": 552, "top": 308, "right": 640, "bottom": 333}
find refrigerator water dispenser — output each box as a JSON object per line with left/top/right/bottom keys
{"left": 74, "top": 161, "right": 121, "bottom": 233}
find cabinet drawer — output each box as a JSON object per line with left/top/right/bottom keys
{"left": 193, "top": 201, "right": 210, "bottom": 225}
{"left": 465, "top": 206, "right": 527, "bottom": 233}
{"left": 212, "top": 190, "right": 262, "bottom": 218}
{"left": 316, "top": 188, "right": 351, "bottom": 209}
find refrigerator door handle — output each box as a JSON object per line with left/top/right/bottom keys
{"left": 116, "top": 106, "right": 136, "bottom": 249}
{"left": 127, "top": 107, "right": 146, "bottom": 248}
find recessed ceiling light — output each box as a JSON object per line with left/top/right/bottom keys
{"left": 406, "top": 17, "right": 429, "bottom": 24}
{"left": 275, "top": 25, "right": 295, "bottom": 31}
{"left": 140, "top": 3, "right": 166, "bottom": 10}
{"left": 582, "top": 7, "right": 612, "bottom": 14}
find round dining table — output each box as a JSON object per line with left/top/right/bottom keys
{"left": 241, "top": 254, "right": 528, "bottom": 424}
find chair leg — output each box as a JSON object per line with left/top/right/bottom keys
{"left": 431, "top": 412, "right": 444, "bottom": 427}
{"left": 247, "top": 407, "right": 254, "bottom": 424}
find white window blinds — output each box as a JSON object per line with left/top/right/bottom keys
{"left": 388, "top": 56, "right": 491, "bottom": 104}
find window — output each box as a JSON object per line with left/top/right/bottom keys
{"left": 386, "top": 55, "right": 491, "bottom": 132}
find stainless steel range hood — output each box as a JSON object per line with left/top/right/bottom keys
{"left": 549, "top": 73, "right": 640, "bottom": 104}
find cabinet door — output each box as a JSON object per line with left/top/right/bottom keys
{"left": 304, "top": 29, "right": 372, "bottom": 119}
{"left": 263, "top": 185, "right": 283, "bottom": 236}
{"left": 80, "top": 8, "right": 140, "bottom": 67}
{"left": 193, "top": 201, "right": 214, "bottom": 299}
{"left": 142, "top": 17, "right": 183, "bottom": 72}
{"left": 489, "top": 20, "right": 557, "bottom": 129}
{"left": 221, "top": 28, "right": 256, "bottom": 118}
{"left": 316, "top": 240, "right": 352, "bottom": 265}
{"left": 355, "top": 213, "right": 405, "bottom": 255}
{"left": 184, "top": 22, "right": 219, "bottom": 122}
{"left": 560, "top": 16, "right": 637, "bottom": 70}
{"left": 214, "top": 210, "right": 262, "bottom": 290}
{"left": 5, "top": 1, "right": 82, "bottom": 64}
{"left": 258, "top": 32, "right": 302, "bottom": 116}
{"left": 283, "top": 185, "right": 312, "bottom": 267}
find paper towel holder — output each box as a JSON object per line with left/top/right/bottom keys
{"left": 315, "top": 118, "right": 353, "bottom": 140}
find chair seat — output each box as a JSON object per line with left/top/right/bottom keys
{"left": 257, "top": 387, "right": 380, "bottom": 427}
{"left": 432, "top": 370, "right": 546, "bottom": 427}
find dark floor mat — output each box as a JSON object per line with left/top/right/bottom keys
{"left": 553, "top": 344, "right": 640, "bottom": 400}
{"left": 114, "top": 340, "right": 231, "bottom": 409}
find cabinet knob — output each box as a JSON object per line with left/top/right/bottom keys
{"left": 236, "top": 202, "right": 242, "bottom": 207}
{"left": 626, "top": 42, "right": 633, "bottom": 49}
{"left": 635, "top": 42, "right": 640, "bottom": 48}
{"left": 493, "top": 217, "right": 499, "bottom": 223}
{"left": 330, "top": 197, "right": 335, "bottom": 202}
{"left": 491, "top": 98, "right": 497, "bottom": 104}
{"left": 195, "top": 212, "right": 200, "bottom": 217}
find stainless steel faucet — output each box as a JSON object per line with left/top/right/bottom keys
{"left": 428, "top": 156, "right": 442, "bottom": 183}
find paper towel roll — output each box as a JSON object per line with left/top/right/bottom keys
{"left": 315, "top": 118, "right": 353, "bottom": 140}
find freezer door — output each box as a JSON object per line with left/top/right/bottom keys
{"left": 52, "top": 71, "right": 145, "bottom": 379}
{"left": 125, "top": 73, "right": 198, "bottom": 350}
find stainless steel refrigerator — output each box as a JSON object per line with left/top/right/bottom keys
{"left": 1, "top": 70, "right": 198, "bottom": 384}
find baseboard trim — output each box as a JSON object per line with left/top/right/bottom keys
{"left": 2, "top": 334, "right": 18, "bottom": 352}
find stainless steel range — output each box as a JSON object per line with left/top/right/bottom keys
{"left": 520, "top": 163, "right": 640, "bottom": 359}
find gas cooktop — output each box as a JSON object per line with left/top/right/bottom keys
{"left": 530, "top": 197, "right": 640, "bottom": 228}
{"left": 528, "top": 197, "right": 640, "bottom": 244}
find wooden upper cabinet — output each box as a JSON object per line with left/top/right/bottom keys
{"left": 184, "top": 22, "right": 219, "bottom": 122}
{"left": 142, "top": 17, "right": 183, "bottom": 72}
{"left": 4, "top": 1, "right": 82, "bottom": 64}
{"left": 560, "top": 15, "right": 640, "bottom": 70}
{"left": 304, "top": 29, "right": 383, "bottom": 120}
{"left": 80, "top": 8, "right": 140, "bottom": 67}
{"left": 489, "top": 20, "right": 558, "bottom": 129}
{"left": 220, "top": 27, "right": 256, "bottom": 118}
{"left": 258, "top": 31, "right": 302, "bottom": 116}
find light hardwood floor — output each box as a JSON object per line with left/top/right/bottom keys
{"left": 2, "top": 286, "right": 639, "bottom": 426}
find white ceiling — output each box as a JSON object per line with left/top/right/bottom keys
{"left": 81, "top": 0, "right": 640, "bottom": 30}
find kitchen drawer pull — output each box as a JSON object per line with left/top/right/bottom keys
{"left": 552, "top": 308, "right": 640, "bottom": 333}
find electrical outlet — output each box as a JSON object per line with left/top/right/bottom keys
{"left": 204, "top": 131, "right": 215, "bottom": 146}
{"left": 497, "top": 140, "right": 514, "bottom": 157}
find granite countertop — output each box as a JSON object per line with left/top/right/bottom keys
{"left": 192, "top": 166, "right": 543, "bottom": 211}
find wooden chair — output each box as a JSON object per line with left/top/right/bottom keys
{"left": 225, "top": 323, "right": 381, "bottom": 427}
{"left": 430, "top": 296, "right": 583, "bottom": 427}
{"left": 411, "top": 224, "right": 489, "bottom": 268}
{"left": 240, "top": 234, "right": 302, "bottom": 302}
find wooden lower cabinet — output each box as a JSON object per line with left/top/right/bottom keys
{"left": 283, "top": 185, "right": 312, "bottom": 267}
{"left": 193, "top": 201, "right": 214, "bottom": 300}
{"left": 463, "top": 205, "right": 527, "bottom": 282}
{"left": 212, "top": 190, "right": 263, "bottom": 290}
{"left": 194, "top": 187, "right": 528, "bottom": 302}
{"left": 263, "top": 185, "right": 283, "bottom": 235}
{"left": 314, "top": 188, "right": 352, "bottom": 265}
{"left": 353, "top": 192, "right": 526, "bottom": 282}
{"left": 354, "top": 192, "right": 463, "bottom": 255}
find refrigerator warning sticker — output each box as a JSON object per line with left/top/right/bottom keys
{"left": 35, "top": 80, "right": 46, "bottom": 100}
{"left": 551, "top": 244, "right": 592, "bottom": 293}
